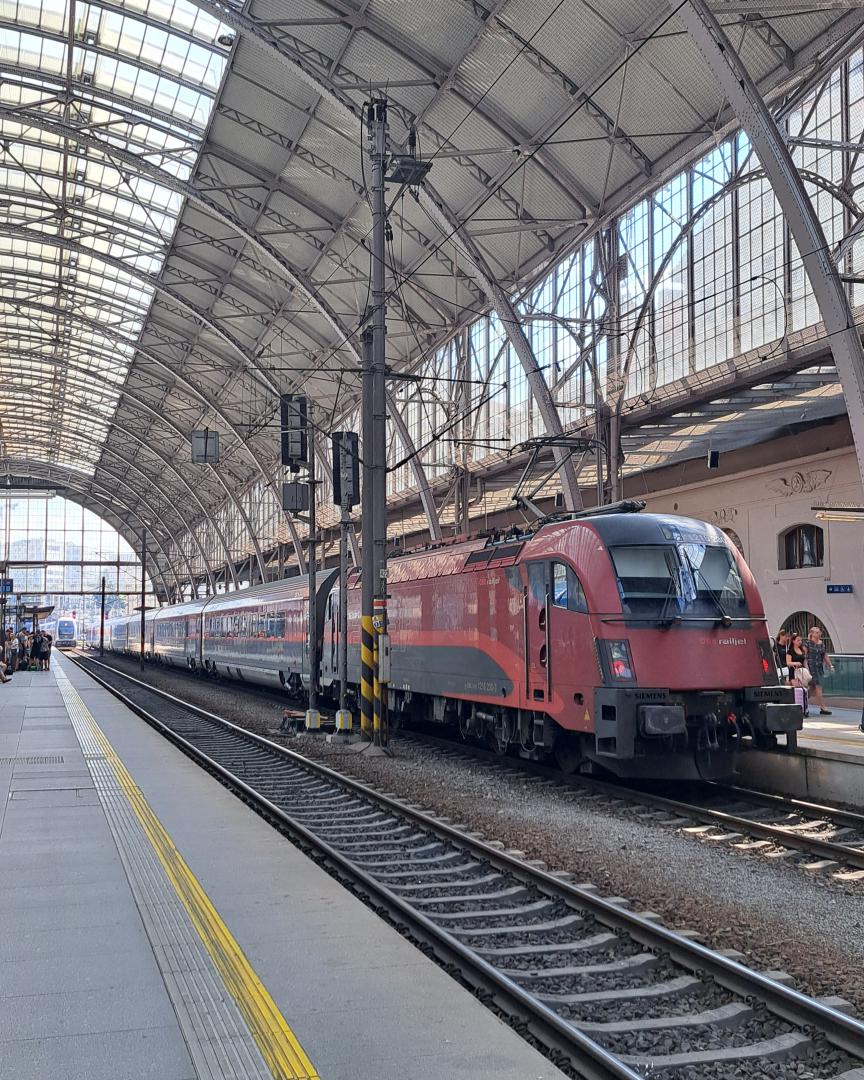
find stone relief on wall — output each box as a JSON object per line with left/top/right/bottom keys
{"left": 766, "top": 469, "right": 832, "bottom": 497}
{"left": 711, "top": 507, "right": 739, "bottom": 524}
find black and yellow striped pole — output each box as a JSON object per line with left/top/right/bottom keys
{"left": 360, "top": 613, "right": 375, "bottom": 739}
{"left": 372, "top": 596, "right": 388, "bottom": 746}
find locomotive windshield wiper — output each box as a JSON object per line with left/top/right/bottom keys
{"left": 680, "top": 548, "right": 733, "bottom": 628}
{"left": 655, "top": 549, "right": 681, "bottom": 629}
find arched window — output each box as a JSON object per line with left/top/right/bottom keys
{"left": 0, "top": 493, "right": 155, "bottom": 627}
{"left": 779, "top": 524, "right": 824, "bottom": 570}
{"left": 721, "top": 528, "right": 744, "bottom": 556}
{"left": 783, "top": 612, "right": 834, "bottom": 652}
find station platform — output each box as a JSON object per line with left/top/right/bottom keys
{"left": 0, "top": 654, "right": 565, "bottom": 1080}
{"left": 799, "top": 705, "right": 864, "bottom": 755}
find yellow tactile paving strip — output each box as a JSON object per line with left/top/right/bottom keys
{"left": 56, "top": 666, "right": 319, "bottom": 1080}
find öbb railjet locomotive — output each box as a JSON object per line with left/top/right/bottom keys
{"left": 100, "top": 509, "right": 801, "bottom": 780}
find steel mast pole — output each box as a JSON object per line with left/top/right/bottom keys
{"left": 337, "top": 509, "right": 350, "bottom": 720}
{"left": 305, "top": 415, "right": 320, "bottom": 730}
{"left": 139, "top": 532, "right": 146, "bottom": 672}
{"left": 369, "top": 97, "right": 390, "bottom": 751}
{"left": 99, "top": 575, "right": 106, "bottom": 657}
{"left": 359, "top": 327, "right": 375, "bottom": 741}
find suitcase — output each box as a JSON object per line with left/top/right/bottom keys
{"left": 793, "top": 685, "right": 808, "bottom": 716}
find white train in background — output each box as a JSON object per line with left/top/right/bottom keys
{"left": 42, "top": 616, "right": 79, "bottom": 649}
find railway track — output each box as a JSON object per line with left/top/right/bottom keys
{"left": 69, "top": 652, "right": 864, "bottom": 1080}
{"left": 81, "top": 652, "right": 864, "bottom": 884}
{"left": 402, "top": 732, "right": 864, "bottom": 883}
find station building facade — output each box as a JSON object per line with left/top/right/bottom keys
{"left": 634, "top": 418, "right": 862, "bottom": 654}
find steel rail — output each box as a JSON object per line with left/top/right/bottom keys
{"left": 710, "top": 782, "right": 864, "bottom": 833}
{"left": 68, "top": 652, "right": 864, "bottom": 1065}
{"left": 402, "top": 730, "right": 864, "bottom": 873}
{"left": 79, "top": 649, "right": 864, "bottom": 872}
{"left": 67, "top": 653, "right": 637, "bottom": 1080}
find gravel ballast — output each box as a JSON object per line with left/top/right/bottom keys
{"left": 86, "top": 654, "right": 864, "bottom": 1017}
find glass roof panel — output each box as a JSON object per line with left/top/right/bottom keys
{"left": 0, "top": 0, "right": 228, "bottom": 475}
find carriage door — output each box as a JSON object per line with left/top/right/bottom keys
{"left": 525, "top": 562, "right": 552, "bottom": 704}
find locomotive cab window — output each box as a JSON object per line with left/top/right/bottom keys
{"left": 610, "top": 544, "right": 747, "bottom": 622}
{"left": 552, "top": 562, "right": 588, "bottom": 613}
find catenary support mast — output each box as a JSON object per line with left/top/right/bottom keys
{"left": 367, "top": 98, "right": 390, "bottom": 750}
{"left": 99, "top": 575, "right": 106, "bottom": 657}
{"left": 306, "top": 411, "right": 320, "bottom": 730}
{"left": 359, "top": 326, "right": 375, "bottom": 741}
{"left": 139, "top": 532, "right": 146, "bottom": 672}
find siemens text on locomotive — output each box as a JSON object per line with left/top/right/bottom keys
{"left": 94, "top": 508, "right": 802, "bottom": 780}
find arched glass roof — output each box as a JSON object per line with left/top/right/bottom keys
{"left": 0, "top": 0, "right": 226, "bottom": 474}
{"left": 1, "top": 0, "right": 861, "bottom": 596}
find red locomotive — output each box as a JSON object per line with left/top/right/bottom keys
{"left": 103, "top": 505, "right": 801, "bottom": 780}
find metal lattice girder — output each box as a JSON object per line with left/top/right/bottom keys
{"left": 676, "top": 0, "right": 864, "bottom": 490}
{"left": 0, "top": 101, "right": 446, "bottom": 541}
{"left": 169, "top": 2, "right": 583, "bottom": 511}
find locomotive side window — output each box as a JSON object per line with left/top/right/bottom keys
{"left": 528, "top": 562, "right": 548, "bottom": 604}
{"left": 551, "top": 562, "right": 588, "bottom": 613}
{"left": 528, "top": 561, "right": 588, "bottom": 612}
{"left": 552, "top": 563, "right": 566, "bottom": 605}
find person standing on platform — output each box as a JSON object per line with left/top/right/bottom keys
{"left": 30, "top": 629, "right": 43, "bottom": 672}
{"left": 774, "top": 629, "right": 789, "bottom": 680}
{"left": 7, "top": 628, "right": 18, "bottom": 673}
{"left": 805, "top": 626, "right": 834, "bottom": 717}
{"left": 0, "top": 629, "right": 10, "bottom": 683}
{"left": 786, "top": 632, "right": 810, "bottom": 716}
{"left": 43, "top": 633, "right": 53, "bottom": 671}
{"left": 17, "top": 628, "right": 27, "bottom": 670}
{"left": 786, "top": 633, "right": 807, "bottom": 682}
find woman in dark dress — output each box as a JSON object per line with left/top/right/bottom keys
{"left": 786, "top": 633, "right": 807, "bottom": 684}
{"left": 30, "top": 631, "right": 43, "bottom": 670}
{"left": 41, "top": 633, "right": 53, "bottom": 671}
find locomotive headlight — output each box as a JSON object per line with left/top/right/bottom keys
{"left": 602, "top": 639, "right": 635, "bottom": 682}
